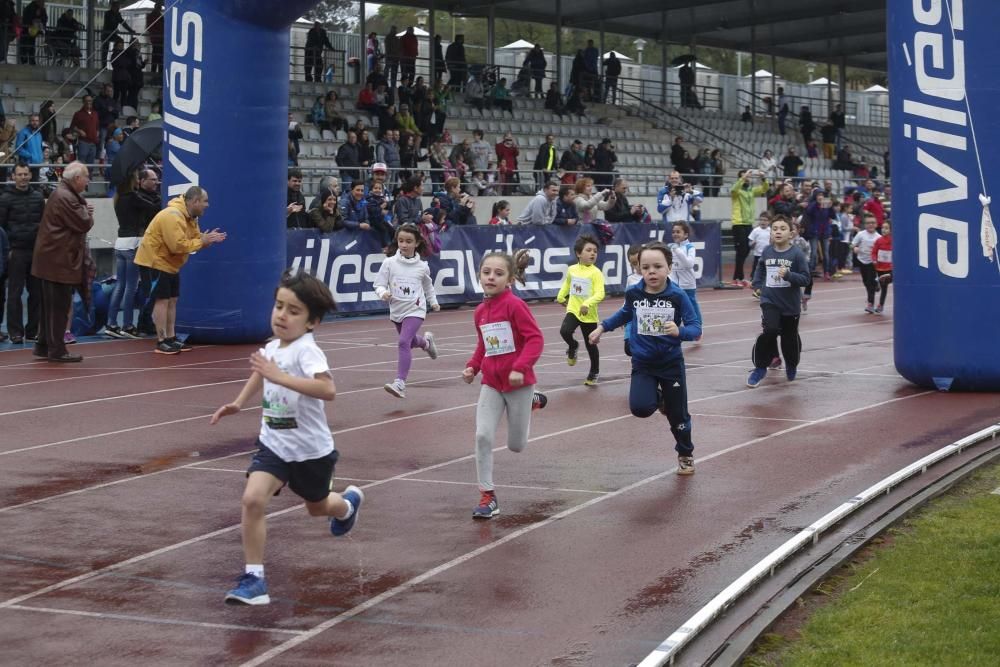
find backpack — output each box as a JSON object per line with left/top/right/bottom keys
{"left": 591, "top": 220, "right": 615, "bottom": 245}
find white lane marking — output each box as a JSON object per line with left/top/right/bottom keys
{"left": 691, "top": 413, "right": 811, "bottom": 423}
{"left": 238, "top": 389, "right": 935, "bottom": 666}
{"left": 0, "top": 407, "right": 635, "bottom": 611}
{"left": 0, "top": 368, "right": 625, "bottom": 507}
{"left": 6, "top": 603, "right": 303, "bottom": 635}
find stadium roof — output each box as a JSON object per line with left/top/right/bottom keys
{"left": 394, "top": 0, "right": 887, "bottom": 71}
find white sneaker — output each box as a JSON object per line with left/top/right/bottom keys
{"left": 424, "top": 331, "right": 438, "bottom": 359}
{"left": 384, "top": 378, "right": 406, "bottom": 398}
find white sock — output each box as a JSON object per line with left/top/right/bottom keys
{"left": 338, "top": 499, "right": 354, "bottom": 520}
{"left": 245, "top": 564, "right": 264, "bottom": 578}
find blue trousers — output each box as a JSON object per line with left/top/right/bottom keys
{"left": 629, "top": 361, "right": 693, "bottom": 456}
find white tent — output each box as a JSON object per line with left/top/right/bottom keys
{"left": 499, "top": 39, "right": 536, "bottom": 50}
{"left": 122, "top": 0, "right": 154, "bottom": 11}
{"left": 808, "top": 77, "right": 839, "bottom": 86}
{"left": 745, "top": 69, "right": 777, "bottom": 78}
{"left": 396, "top": 27, "right": 430, "bottom": 37}
{"left": 602, "top": 50, "right": 633, "bottom": 61}
{"left": 865, "top": 84, "right": 888, "bottom": 92}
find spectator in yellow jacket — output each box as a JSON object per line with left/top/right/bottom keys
{"left": 729, "top": 169, "right": 769, "bottom": 286}
{"left": 134, "top": 186, "right": 226, "bottom": 354}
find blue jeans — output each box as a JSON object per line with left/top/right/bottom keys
{"left": 808, "top": 237, "right": 832, "bottom": 275}
{"left": 77, "top": 140, "right": 97, "bottom": 167}
{"left": 107, "top": 247, "right": 139, "bottom": 327}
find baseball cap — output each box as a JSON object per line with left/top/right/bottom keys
{"left": 372, "top": 162, "right": 387, "bottom": 173}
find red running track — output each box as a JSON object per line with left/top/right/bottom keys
{"left": 0, "top": 278, "right": 996, "bottom": 666}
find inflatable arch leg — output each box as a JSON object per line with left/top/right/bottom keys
{"left": 890, "top": 0, "right": 1000, "bottom": 390}
{"left": 163, "top": 0, "right": 320, "bottom": 343}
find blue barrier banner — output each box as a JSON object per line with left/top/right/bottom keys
{"left": 288, "top": 222, "right": 721, "bottom": 314}
{"left": 890, "top": 0, "right": 1000, "bottom": 390}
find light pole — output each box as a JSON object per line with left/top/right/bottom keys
{"left": 633, "top": 38, "right": 647, "bottom": 102}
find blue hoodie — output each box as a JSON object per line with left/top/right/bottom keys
{"left": 601, "top": 279, "right": 701, "bottom": 368}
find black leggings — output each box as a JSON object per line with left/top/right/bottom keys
{"left": 859, "top": 263, "right": 877, "bottom": 305}
{"left": 732, "top": 225, "right": 751, "bottom": 280}
{"left": 560, "top": 313, "right": 599, "bottom": 376}
{"left": 752, "top": 305, "right": 801, "bottom": 370}
{"left": 877, "top": 270, "right": 892, "bottom": 307}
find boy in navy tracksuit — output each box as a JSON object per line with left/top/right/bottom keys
{"left": 589, "top": 243, "right": 701, "bottom": 474}
{"left": 747, "top": 216, "right": 810, "bottom": 387}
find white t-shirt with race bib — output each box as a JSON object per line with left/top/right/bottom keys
{"left": 258, "top": 333, "right": 335, "bottom": 462}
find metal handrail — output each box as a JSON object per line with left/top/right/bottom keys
{"left": 737, "top": 88, "right": 886, "bottom": 164}
{"left": 619, "top": 88, "right": 760, "bottom": 168}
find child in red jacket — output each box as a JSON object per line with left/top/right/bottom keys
{"left": 872, "top": 220, "right": 892, "bottom": 314}
{"left": 462, "top": 250, "right": 546, "bottom": 519}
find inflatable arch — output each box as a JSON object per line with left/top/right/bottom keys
{"left": 164, "top": 0, "right": 320, "bottom": 343}
{"left": 890, "top": 0, "right": 1000, "bottom": 390}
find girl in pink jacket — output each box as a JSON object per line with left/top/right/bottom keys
{"left": 462, "top": 250, "right": 546, "bottom": 519}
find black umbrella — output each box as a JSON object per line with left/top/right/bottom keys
{"left": 670, "top": 53, "right": 697, "bottom": 66}
{"left": 109, "top": 120, "right": 163, "bottom": 186}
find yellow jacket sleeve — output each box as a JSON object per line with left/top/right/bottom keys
{"left": 557, "top": 269, "right": 571, "bottom": 303}
{"left": 162, "top": 211, "right": 204, "bottom": 256}
{"left": 582, "top": 265, "right": 605, "bottom": 311}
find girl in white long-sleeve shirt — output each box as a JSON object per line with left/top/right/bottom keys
{"left": 374, "top": 224, "right": 441, "bottom": 398}
{"left": 669, "top": 222, "right": 703, "bottom": 340}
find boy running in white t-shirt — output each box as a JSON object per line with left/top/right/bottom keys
{"left": 211, "top": 271, "right": 363, "bottom": 605}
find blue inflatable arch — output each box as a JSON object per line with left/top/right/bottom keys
{"left": 163, "top": 0, "right": 319, "bottom": 343}
{"left": 889, "top": 0, "right": 1000, "bottom": 390}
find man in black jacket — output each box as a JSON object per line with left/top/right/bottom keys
{"left": 603, "top": 52, "right": 622, "bottom": 105}
{"left": 336, "top": 131, "right": 362, "bottom": 182}
{"left": 304, "top": 21, "right": 334, "bottom": 82}
{"left": 0, "top": 162, "right": 46, "bottom": 343}
{"left": 286, "top": 168, "right": 309, "bottom": 228}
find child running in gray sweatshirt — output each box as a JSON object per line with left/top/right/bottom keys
{"left": 747, "top": 216, "right": 810, "bottom": 387}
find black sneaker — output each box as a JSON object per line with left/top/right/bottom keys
{"left": 121, "top": 326, "right": 142, "bottom": 339}
{"left": 566, "top": 345, "right": 578, "bottom": 367}
{"left": 155, "top": 340, "right": 181, "bottom": 355}
{"left": 104, "top": 325, "right": 126, "bottom": 339}
{"left": 531, "top": 391, "right": 548, "bottom": 411}
{"left": 166, "top": 337, "right": 192, "bottom": 352}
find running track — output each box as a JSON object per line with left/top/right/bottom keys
{"left": 1, "top": 279, "right": 995, "bottom": 666}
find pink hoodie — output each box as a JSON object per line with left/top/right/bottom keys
{"left": 466, "top": 288, "right": 544, "bottom": 393}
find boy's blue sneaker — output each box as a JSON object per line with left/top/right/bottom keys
{"left": 224, "top": 573, "right": 270, "bottom": 605}
{"left": 746, "top": 367, "right": 768, "bottom": 388}
{"left": 786, "top": 366, "right": 797, "bottom": 381}
{"left": 472, "top": 490, "right": 499, "bottom": 519}
{"left": 330, "top": 485, "right": 364, "bottom": 536}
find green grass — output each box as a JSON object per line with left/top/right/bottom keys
{"left": 745, "top": 460, "right": 1000, "bottom": 667}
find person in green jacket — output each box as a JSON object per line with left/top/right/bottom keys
{"left": 730, "top": 169, "right": 769, "bottom": 286}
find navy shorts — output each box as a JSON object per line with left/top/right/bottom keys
{"left": 246, "top": 439, "right": 339, "bottom": 503}
{"left": 140, "top": 266, "right": 180, "bottom": 300}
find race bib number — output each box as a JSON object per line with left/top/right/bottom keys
{"left": 480, "top": 321, "right": 516, "bottom": 356}
{"left": 262, "top": 386, "right": 299, "bottom": 430}
{"left": 636, "top": 304, "right": 676, "bottom": 336}
{"left": 570, "top": 276, "right": 592, "bottom": 299}
{"left": 877, "top": 250, "right": 892, "bottom": 264}
{"left": 392, "top": 277, "right": 420, "bottom": 300}
{"left": 766, "top": 265, "right": 790, "bottom": 288}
